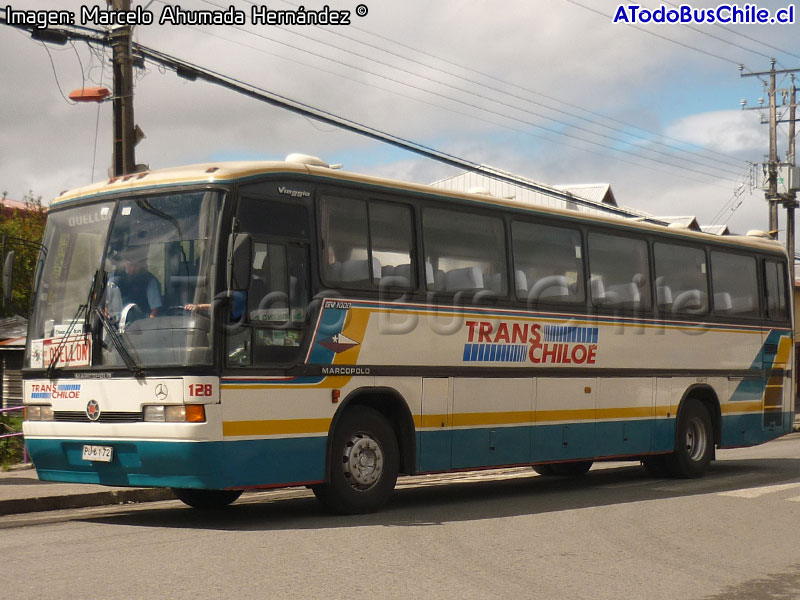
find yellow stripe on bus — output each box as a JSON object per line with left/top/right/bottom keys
{"left": 223, "top": 417, "right": 331, "bottom": 437}
{"left": 225, "top": 402, "right": 765, "bottom": 437}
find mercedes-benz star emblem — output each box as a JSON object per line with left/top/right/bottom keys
{"left": 86, "top": 400, "right": 101, "bottom": 421}
{"left": 154, "top": 384, "right": 168, "bottom": 401}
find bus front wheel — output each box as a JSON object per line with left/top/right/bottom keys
{"left": 665, "top": 399, "right": 713, "bottom": 478}
{"left": 313, "top": 406, "right": 399, "bottom": 514}
{"left": 172, "top": 488, "right": 243, "bottom": 509}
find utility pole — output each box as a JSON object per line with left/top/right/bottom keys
{"left": 768, "top": 62, "right": 779, "bottom": 238}
{"left": 742, "top": 63, "right": 800, "bottom": 269}
{"left": 786, "top": 75, "right": 797, "bottom": 280}
{"left": 109, "top": 0, "right": 136, "bottom": 176}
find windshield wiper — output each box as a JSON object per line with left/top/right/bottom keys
{"left": 94, "top": 307, "right": 143, "bottom": 378}
{"left": 46, "top": 271, "right": 97, "bottom": 378}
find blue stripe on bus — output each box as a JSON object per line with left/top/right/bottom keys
{"left": 27, "top": 437, "right": 327, "bottom": 489}
{"left": 27, "top": 410, "right": 792, "bottom": 490}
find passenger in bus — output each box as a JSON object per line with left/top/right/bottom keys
{"left": 107, "top": 248, "right": 163, "bottom": 318}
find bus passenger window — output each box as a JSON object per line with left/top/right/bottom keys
{"left": 320, "top": 197, "right": 415, "bottom": 290}
{"left": 370, "top": 202, "right": 415, "bottom": 289}
{"left": 588, "top": 233, "right": 650, "bottom": 310}
{"left": 654, "top": 243, "right": 708, "bottom": 315}
{"left": 422, "top": 208, "right": 506, "bottom": 296}
{"left": 764, "top": 260, "right": 789, "bottom": 321}
{"left": 320, "top": 197, "right": 372, "bottom": 288}
{"left": 512, "top": 221, "right": 584, "bottom": 304}
{"left": 710, "top": 252, "right": 759, "bottom": 317}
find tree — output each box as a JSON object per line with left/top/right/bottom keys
{"left": 1, "top": 191, "right": 47, "bottom": 318}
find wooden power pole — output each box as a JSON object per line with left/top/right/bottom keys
{"left": 109, "top": 0, "right": 136, "bottom": 177}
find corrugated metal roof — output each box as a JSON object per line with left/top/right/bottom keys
{"left": 553, "top": 183, "right": 616, "bottom": 206}
{"left": 700, "top": 224, "right": 731, "bottom": 235}
{"left": 0, "top": 316, "right": 27, "bottom": 348}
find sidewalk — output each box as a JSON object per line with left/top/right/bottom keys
{"left": 0, "top": 465, "right": 174, "bottom": 516}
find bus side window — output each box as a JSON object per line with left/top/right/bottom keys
{"left": 653, "top": 242, "right": 707, "bottom": 315}
{"left": 422, "top": 207, "right": 507, "bottom": 297}
{"left": 320, "top": 196, "right": 415, "bottom": 290}
{"left": 511, "top": 220, "right": 584, "bottom": 305}
{"left": 764, "top": 259, "right": 789, "bottom": 321}
{"left": 588, "top": 233, "right": 651, "bottom": 310}
{"left": 710, "top": 251, "right": 759, "bottom": 317}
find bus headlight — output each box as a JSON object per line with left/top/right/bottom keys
{"left": 26, "top": 405, "right": 54, "bottom": 421}
{"left": 143, "top": 405, "right": 206, "bottom": 423}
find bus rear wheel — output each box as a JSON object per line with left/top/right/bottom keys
{"left": 313, "top": 406, "right": 399, "bottom": 515}
{"left": 172, "top": 488, "right": 243, "bottom": 509}
{"left": 665, "top": 399, "right": 713, "bottom": 478}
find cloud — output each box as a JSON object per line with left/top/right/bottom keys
{"left": 0, "top": 0, "right": 785, "bottom": 247}
{"left": 665, "top": 109, "right": 765, "bottom": 154}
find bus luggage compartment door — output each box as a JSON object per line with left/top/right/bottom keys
{"left": 533, "top": 378, "right": 596, "bottom": 462}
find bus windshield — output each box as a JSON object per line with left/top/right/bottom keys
{"left": 26, "top": 190, "right": 224, "bottom": 371}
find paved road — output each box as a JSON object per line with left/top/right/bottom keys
{"left": 4, "top": 435, "right": 800, "bottom": 599}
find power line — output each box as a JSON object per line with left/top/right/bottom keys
{"left": 0, "top": 17, "right": 672, "bottom": 224}
{"left": 184, "top": 24, "right": 737, "bottom": 188}
{"left": 660, "top": 0, "right": 800, "bottom": 63}
{"left": 637, "top": 0, "right": 775, "bottom": 62}
{"left": 258, "top": 0, "right": 747, "bottom": 171}
{"left": 267, "top": 0, "right": 748, "bottom": 169}
{"left": 169, "top": 0, "right": 743, "bottom": 183}
{"left": 213, "top": 0, "right": 747, "bottom": 176}
{"left": 562, "top": 0, "right": 744, "bottom": 66}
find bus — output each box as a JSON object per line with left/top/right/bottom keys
{"left": 16, "top": 155, "right": 794, "bottom": 514}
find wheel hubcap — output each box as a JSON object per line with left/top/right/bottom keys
{"left": 342, "top": 433, "right": 384, "bottom": 490}
{"left": 685, "top": 416, "right": 707, "bottom": 462}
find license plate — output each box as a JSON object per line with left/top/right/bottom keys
{"left": 82, "top": 445, "right": 113, "bottom": 463}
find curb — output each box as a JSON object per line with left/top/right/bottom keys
{"left": 0, "top": 487, "right": 176, "bottom": 516}
{"left": 4, "top": 463, "right": 34, "bottom": 472}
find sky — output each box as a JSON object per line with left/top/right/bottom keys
{"left": 0, "top": 0, "right": 798, "bottom": 239}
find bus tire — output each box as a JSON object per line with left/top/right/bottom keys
{"left": 551, "top": 460, "right": 593, "bottom": 476}
{"left": 665, "top": 399, "right": 713, "bottom": 478}
{"left": 172, "top": 488, "right": 243, "bottom": 509}
{"left": 532, "top": 464, "right": 556, "bottom": 476}
{"left": 314, "top": 406, "right": 399, "bottom": 515}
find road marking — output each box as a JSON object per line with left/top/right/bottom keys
{"left": 785, "top": 495, "right": 800, "bottom": 502}
{"left": 718, "top": 482, "right": 800, "bottom": 499}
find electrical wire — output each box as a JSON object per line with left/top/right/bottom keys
{"left": 39, "top": 41, "right": 77, "bottom": 105}
{"left": 194, "top": 0, "right": 746, "bottom": 178}
{"left": 174, "top": 0, "right": 744, "bottom": 183}
{"left": 257, "top": 0, "right": 747, "bottom": 171}
{"left": 636, "top": 0, "right": 776, "bottom": 62}
{"left": 271, "top": 0, "right": 748, "bottom": 170}
{"left": 562, "top": 0, "right": 743, "bottom": 66}
{"left": 660, "top": 0, "right": 800, "bottom": 63}
{"left": 183, "top": 24, "right": 737, "bottom": 188}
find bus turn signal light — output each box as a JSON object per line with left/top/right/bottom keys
{"left": 185, "top": 404, "right": 206, "bottom": 423}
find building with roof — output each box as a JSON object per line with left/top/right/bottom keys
{"left": 431, "top": 171, "right": 729, "bottom": 235}
{"left": 0, "top": 316, "right": 26, "bottom": 409}
{"left": 429, "top": 171, "right": 619, "bottom": 217}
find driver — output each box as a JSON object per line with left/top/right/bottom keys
{"left": 109, "top": 247, "right": 163, "bottom": 318}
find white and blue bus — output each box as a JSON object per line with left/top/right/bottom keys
{"left": 18, "top": 155, "right": 793, "bottom": 513}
